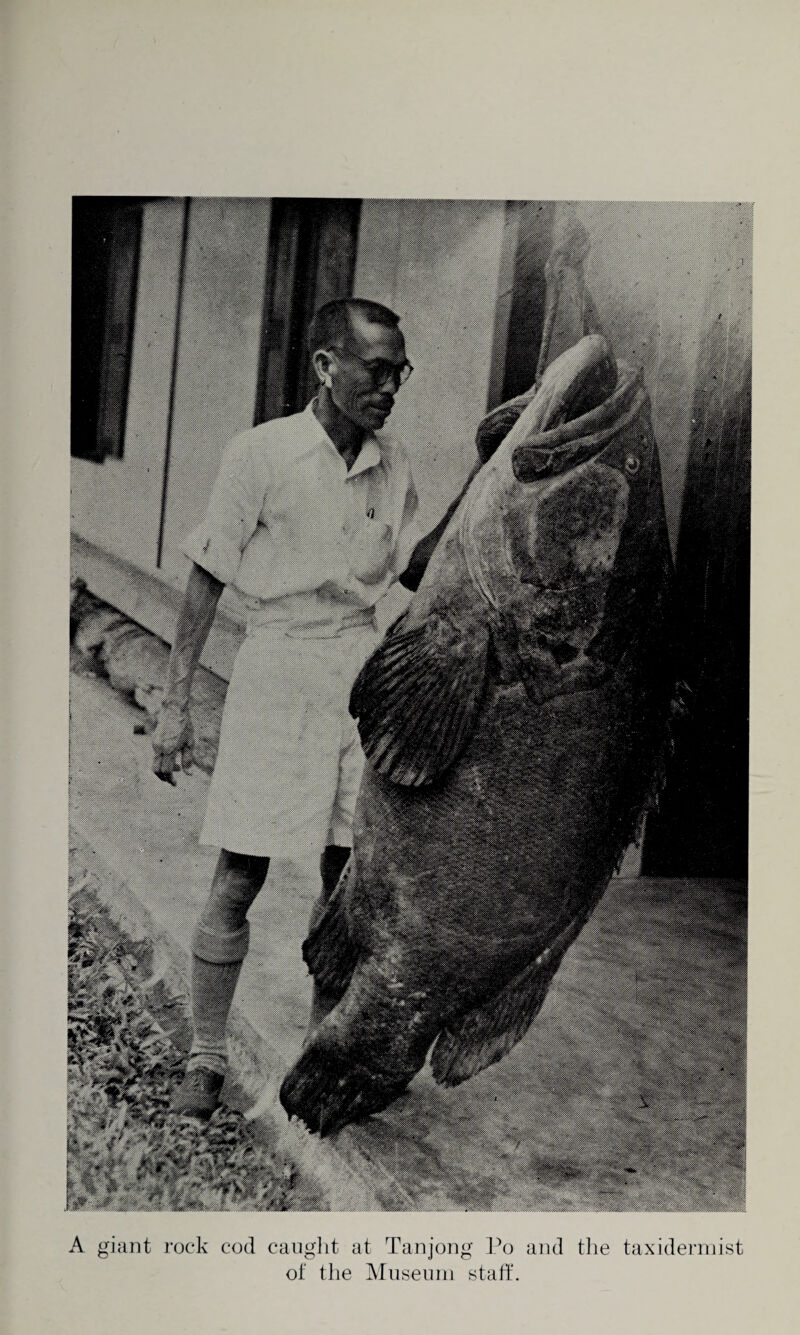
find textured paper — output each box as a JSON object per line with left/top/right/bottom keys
{"left": 6, "top": 0, "right": 799, "bottom": 1330}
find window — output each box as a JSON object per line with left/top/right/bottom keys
{"left": 71, "top": 198, "right": 143, "bottom": 461}
{"left": 255, "top": 199, "right": 361, "bottom": 423}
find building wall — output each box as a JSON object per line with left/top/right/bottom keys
{"left": 642, "top": 202, "right": 752, "bottom": 877}
{"left": 72, "top": 196, "right": 507, "bottom": 648}
{"left": 71, "top": 197, "right": 750, "bottom": 655}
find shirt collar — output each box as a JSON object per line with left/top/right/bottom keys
{"left": 303, "top": 399, "right": 383, "bottom": 476}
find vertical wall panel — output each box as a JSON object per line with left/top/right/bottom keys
{"left": 354, "top": 199, "right": 507, "bottom": 530}
{"left": 547, "top": 201, "right": 720, "bottom": 552}
{"left": 158, "top": 198, "right": 272, "bottom": 583}
{"left": 486, "top": 201, "right": 523, "bottom": 409}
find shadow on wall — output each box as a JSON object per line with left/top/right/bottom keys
{"left": 643, "top": 343, "right": 751, "bottom": 879}
{"left": 642, "top": 204, "right": 751, "bottom": 881}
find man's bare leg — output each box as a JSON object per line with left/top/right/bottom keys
{"left": 305, "top": 844, "right": 351, "bottom": 1037}
{"left": 172, "top": 849, "right": 269, "bottom": 1118}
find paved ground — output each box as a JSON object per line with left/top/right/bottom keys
{"left": 69, "top": 666, "right": 746, "bottom": 1212}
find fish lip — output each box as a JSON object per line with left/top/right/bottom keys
{"left": 512, "top": 371, "right": 645, "bottom": 483}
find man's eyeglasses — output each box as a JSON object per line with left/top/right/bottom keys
{"left": 327, "top": 346, "right": 413, "bottom": 389}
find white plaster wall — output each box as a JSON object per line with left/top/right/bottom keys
{"left": 158, "top": 198, "right": 272, "bottom": 584}
{"left": 354, "top": 199, "right": 507, "bottom": 531}
{"left": 70, "top": 198, "right": 185, "bottom": 568}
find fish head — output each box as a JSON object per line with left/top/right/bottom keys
{"left": 463, "top": 351, "right": 670, "bottom": 699}
{"left": 350, "top": 337, "right": 673, "bottom": 792}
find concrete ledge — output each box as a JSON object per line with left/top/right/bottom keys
{"left": 71, "top": 533, "right": 245, "bottom": 682}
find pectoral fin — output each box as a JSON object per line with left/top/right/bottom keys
{"left": 350, "top": 610, "right": 490, "bottom": 787}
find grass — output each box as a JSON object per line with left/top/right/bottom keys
{"left": 67, "top": 895, "right": 296, "bottom": 1211}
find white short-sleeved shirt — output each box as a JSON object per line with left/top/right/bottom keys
{"left": 183, "top": 400, "right": 423, "bottom": 630}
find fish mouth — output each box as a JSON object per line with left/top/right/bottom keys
{"left": 280, "top": 1041, "right": 411, "bottom": 1136}
{"left": 512, "top": 367, "right": 644, "bottom": 483}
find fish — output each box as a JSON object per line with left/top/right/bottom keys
{"left": 279, "top": 333, "right": 677, "bottom": 1137}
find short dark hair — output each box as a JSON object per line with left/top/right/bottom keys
{"left": 307, "top": 298, "right": 401, "bottom": 355}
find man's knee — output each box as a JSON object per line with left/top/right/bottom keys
{"left": 194, "top": 849, "right": 269, "bottom": 957}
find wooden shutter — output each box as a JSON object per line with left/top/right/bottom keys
{"left": 71, "top": 199, "right": 142, "bottom": 461}
{"left": 96, "top": 207, "right": 142, "bottom": 458}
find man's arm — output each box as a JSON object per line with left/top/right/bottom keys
{"left": 152, "top": 562, "right": 225, "bottom": 784}
{"left": 398, "top": 463, "right": 480, "bottom": 593}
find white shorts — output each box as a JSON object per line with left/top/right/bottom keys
{"left": 200, "top": 622, "right": 378, "bottom": 859}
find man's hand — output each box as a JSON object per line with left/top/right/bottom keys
{"left": 152, "top": 700, "right": 196, "bottom": 785}
{"left": 151, "top": 562, "right": 223, "bottom": 785}
{"left": 399, "top": 463, "right": 480, "bottom": 592}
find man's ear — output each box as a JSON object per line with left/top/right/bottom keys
{"left": 311, "top": 348, "right": 334, "bottom": 389}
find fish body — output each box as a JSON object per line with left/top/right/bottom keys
{"left": 280, "top": 336, "right": 676, "bottom": 1136}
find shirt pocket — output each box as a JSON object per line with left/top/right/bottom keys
{"left": 349, "top": 515, "right": 394, "bottom": 583}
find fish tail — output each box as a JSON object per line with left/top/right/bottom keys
{"left": 279, "top": 1039, "right": 410, "bottom": 1137}
{"left": 430, "top": 946, "right": 567, "bottom": 1087}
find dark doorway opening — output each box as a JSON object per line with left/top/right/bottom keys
{"left": 255, "top": 199, "right": 362, "bottom": 423}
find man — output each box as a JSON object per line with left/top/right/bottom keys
{"left": 152, "top": 298, "right": 447, "bottom": 1120}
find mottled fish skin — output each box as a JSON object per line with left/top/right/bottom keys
{"left": 280, "top": 336, "right": 676, "bottom": 1137}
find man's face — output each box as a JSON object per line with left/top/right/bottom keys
{"left": 326, "top": 312, "right": 408, "bottom": 433}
